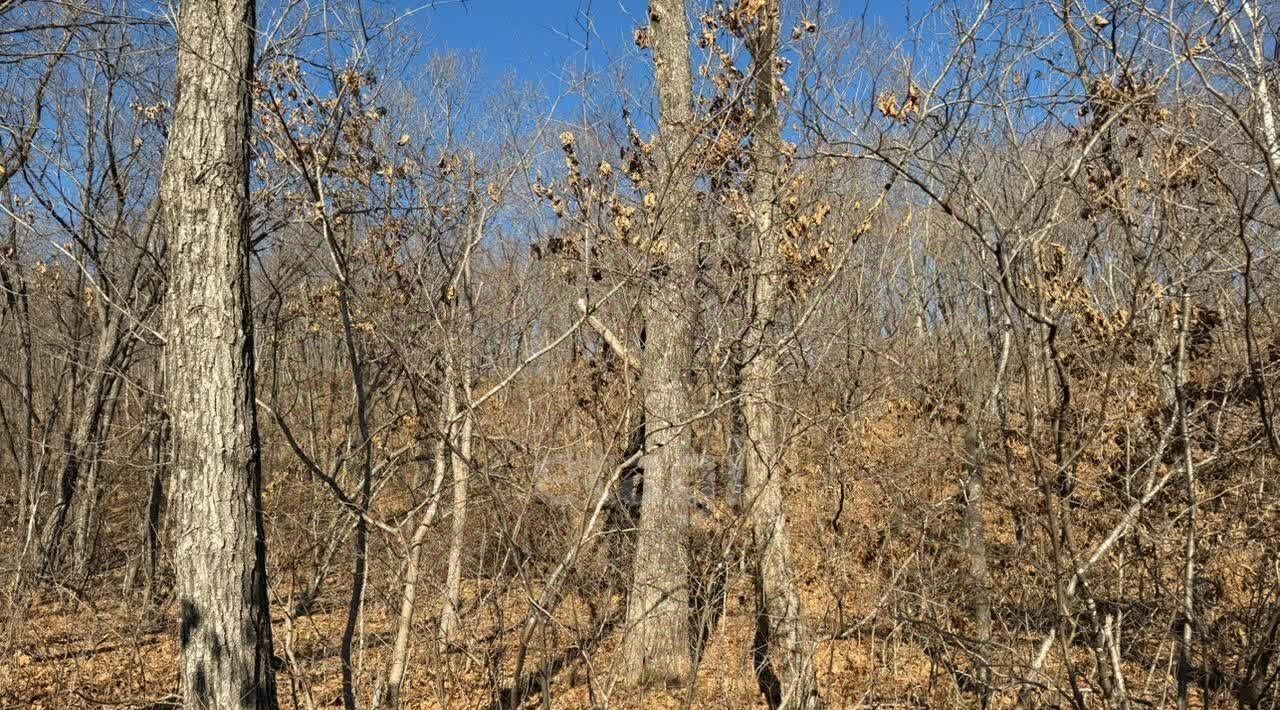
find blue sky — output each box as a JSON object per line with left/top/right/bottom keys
{"left": 395, "top": 0, "right": 924, "bottom": 97}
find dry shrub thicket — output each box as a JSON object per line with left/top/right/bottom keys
{"left": 3, "top": 0, "right": 1280, "bottom": 708}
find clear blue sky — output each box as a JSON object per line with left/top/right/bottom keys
{"left": 397, "top": 0, "right": 924, "bottom": 98}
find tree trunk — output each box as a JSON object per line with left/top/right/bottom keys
{"left": 439, "top": 361, "right": 472, "bottom": 642}
{"left": 379, "top": 385, "right": 451, "bottom": 709}
{"left": 724, "top": 339, "right": 746, "bottom": 513}
{"left": 1175, "top": 291, "right": 1197, "bottom": 710}
{"left": 143, "top": 411, "right": 169, "bottom": 602}
{"left": 964, "top": 310, "right": 1008, "bottom": 708}
{"left": 623, "top": 0, "right": 697, "bottom": 685}
{"left": 161, "top": 0, "right": 279, "bottom": 705}
{"left": 71, "top": 367, "right": 127, "bottom": 580}
{"left": 739, "top": 3, "right": 819, "bottom": 708}
{"left": 327, "top": 219, "right": 375, "bottom": 710}
{"left": 39, "top": 316, "right": 124, "bottom": 576}
{"left": 70, "top": 453, "right": 102, "bottom": 578}
{"left": 125, "top": 401, "right": 169, "bottom": 601}
{"left": 1, "top": 208, "right": 38, "bottom": 590}
{"left": 962, "top": 424, "right": 993, "bottom": 708}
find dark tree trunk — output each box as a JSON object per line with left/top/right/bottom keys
{"left": 39, "top": 315, "right": 126, "bottom": 576}
{"left": 142, "top": 407, "right": 169, "bottom": 601}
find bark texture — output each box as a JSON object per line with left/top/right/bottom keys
{"left": 162, "top": 0, "right": 279, "bottom": 706}
{"left": 438, "top": 370, "right": 472, "bottom": 641}
{"left": 623, "top": 0, "right": 697, "bottom": 685}
{"left": 742, "top": 3, "right": 819, "bottom": 707}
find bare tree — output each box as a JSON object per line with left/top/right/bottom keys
{"left": 8, "top": 2, "right": 1280, "bottom": 708}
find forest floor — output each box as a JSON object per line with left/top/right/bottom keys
{"left": 2, "top": 575, "right": 945, "bottom": 709}
{"left": 3, "top": 403, "right": 1193, "bottom": 709}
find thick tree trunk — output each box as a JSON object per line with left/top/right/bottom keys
{"left": 161, "top": 0, "right": 279, "bottom": 705}
{"left": 623, "top": 0, "right": 698, "bottom": 685}
{"left": 739, "top": 3, "right": 819, "bottom": 708}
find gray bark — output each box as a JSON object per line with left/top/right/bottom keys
{"left": 438, "top": 358, "right": 471, "bottom": 641}
{"left": 741, "top": 3, "right": 818, "bottom": 707}
{"left": 623, "top": 0, "right": 698, "bottom": 684}
{"left": 39, "top": 315, "right": 127, "bottom": 577}
{"left": 1, "top": 211, "right": 36, "bottom": 549}
{"left": 125, "top": 391, "right": 170, "bottom": 602}
{"left": 161, "top": 0, "right": 279, "bottom": 705}
{"left": 378, "top": 383, "right": 451, "bottom": 709}
{"left": 440, "top": 215, "right": 477, "bottom": 643}
{"left": 71, "top": 366, "right": 128, "bottom": 579}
